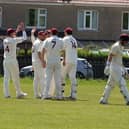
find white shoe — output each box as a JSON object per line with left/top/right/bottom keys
{"left": 16, "top": 92, "right": 28, "bottom": 99}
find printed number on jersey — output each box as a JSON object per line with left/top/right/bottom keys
{"left": 52, "top": 39, "right": 56, "bottom": 48}
{"left": 5, "top": 45, "right": 10, "bottom": 52}
{"left": 71, "top": 40, "right": 77, "bottom": 48}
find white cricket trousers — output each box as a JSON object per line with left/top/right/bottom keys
{"left": 101, "top": 64, "right": 129, "bottom": 103}
{"left": 3, "top": 59, "right": 22, "bottom": 97}
{"left": 33, "top": 62, "right": 45, "bottom": 97}
{"left": 44, "top": 62, "right": 62, "bottom": 99}
{"left": 61, "top": 63, "right": 77, "bottom": 98}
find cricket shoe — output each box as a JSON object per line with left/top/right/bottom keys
{"left": 126, "top": 101, "right": 129, "bottom": 105}
{"left": 55, "top": 97, "right": 64, "bottom": 101}
{"left": 66, "top": 96, "right": 77, "bottom": 101}
{"left": 16, "top": 92, "right": 28, "bottom": 99}
{"left": 42, "top": 96, "right": 52, "bottom": 100}
{"left": 35, "top": 95, "right": 42, "bottom": 99}
{"left": 99, "top": 100, "right": 108, "bottom": 104}
{"left": 5, "top": 96, "right": 11, "bottom": 98}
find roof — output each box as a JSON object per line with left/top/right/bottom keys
{"left": 0, "top": 0, "right": 129, "bottom": 7}
{"left": 72, "top": 0, "right": 129, "bottom": 7}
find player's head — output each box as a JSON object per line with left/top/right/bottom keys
{"left": 64, "top": 27, "right": 72, "bottom": 35}
{"left": 44, "top": 29, "right": 51, "bottom": 38}
{"left": 51, "top": 28, "right": 58, "bottom": 35}
{"left": 38, "top": 31, "right": 45, "bottom": 41}
{"left": 7, "top": 28, "right": 16, "bottom": 37}
{"left": 119, "top": 33, "right": 129, "bottom": 46}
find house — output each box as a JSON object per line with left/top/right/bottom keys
{"left": 0, "top": 0, "right": 129, "bottom": 41}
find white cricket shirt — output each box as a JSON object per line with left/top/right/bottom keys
{"left": 110, "top": 41, "right": 123, "bottom": 66}
{"left": 3, "top": 31, "right": 27, "bottom": 60}
{"left": 63, "top": 35, "right": 77, "bottom": 64}
{"left": 32, "top": 38, "right": 42, "bottom": 63}
{"left": 42, "top": 35, "right": 63, "bottom": 64}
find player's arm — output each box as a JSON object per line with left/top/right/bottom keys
{"left": 104, "top": 48, "right": 116, "bottom": 76}
{"left": 106, "top": 44, "right": 117, "bottom": 65}
{"left": 38, "top": 51, "right": 42, "bottom": 61}
{"left": 62, "top": 38, "right": 66, "bottom": 66}
{"left": 106, "top": 53, "right": 114, "bottom": 65}
{"left": 41, "top": 40, "right": 47, "bottom": 68}
{"left": 41, "top": 47, "right": 46, "bottom": 68}
{"left": 31, "top": 27, "right": 36, "bottom": 45}
{"left": 14, "top": 22, "right": 27, "bottom": 43}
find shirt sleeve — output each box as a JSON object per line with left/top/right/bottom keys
{"left": 110, "top": 45, "right": 117, "bottom": 55}
{"left": 31, "top": 34, "right": 36, "bottom": 44}
{"left": 3, "top": 39, "right": 9, "bottom": 48}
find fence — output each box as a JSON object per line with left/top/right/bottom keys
{"left": 0, "top": 55, "right": 32, "bottom": 75}
{"left": 0, "top": 55, "right": 129, "bottom": 78}
{"left": 0, "top": 55, "right": 107, "bottom": 78}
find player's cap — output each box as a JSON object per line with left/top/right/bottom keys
{"left": 38, "top": 31, "right": 45, "bottom": 36}
{"left": 120, "top": 33, "right": 129, "bottom": 42}
{"left": 51, "top": 28, "right": 58, "bottom": 35}
{"left": 64, "top": 27, "right": 73, "bottom": 34}
{"left": 7, "top": 28, "right": 15, "bottom": 35}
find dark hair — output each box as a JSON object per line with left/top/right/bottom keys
{"left": 66, "top": 31, "right": 72, "bottom": 35}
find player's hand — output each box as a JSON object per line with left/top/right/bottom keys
{"left": 42, "top": 60, "right": 46, "bottom": 68}
{"left": 20, "top": 22, "right": 25, "bottom": 31}
{"left": 104, "top": 65, "right": 110, "bottom": 76}
{"left": 31, "top": 27, "right": 36, "bottom": 34}
{"left": 16, "top": 24, "right": 22, "bottom": 33}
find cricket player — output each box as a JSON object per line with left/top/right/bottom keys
{"left": 41, "top": 28, "right": 63, "bottom": 100}
{"left": 44, "top": 29, "right": 56, "bottom": 96}
{"left": 100, "top": 34, "right": 129, "bottom": 105}
{"left": 62, "top": 27, "right": 78, "bottom": 100}
{"left": 31, "top": 28, "right": 46, "bottom": 99}
{"left": 3, "top": 22, "right": 28, "bottom": 98}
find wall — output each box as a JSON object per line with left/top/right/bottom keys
{"left": 0, "top": 3, "right": 129, "bottom": 41}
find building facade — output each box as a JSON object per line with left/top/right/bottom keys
{"left": 0, "top": 0, "right": 129, "bottom": 40}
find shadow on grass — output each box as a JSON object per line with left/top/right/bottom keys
{"left": 101, "top": 103, "right": 127, "bottom": 107}
{"left": 108, "top": 103, "right": 129, "bottom": 106}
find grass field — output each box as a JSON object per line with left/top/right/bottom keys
{"left": 0, "top": 77, "right": 129, "bottom": 129}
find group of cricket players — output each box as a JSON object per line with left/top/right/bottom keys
{"left": 3, "top": 22, "right": 78, "bottom": 100}
{"left": 2, "top": 22, "right": 129, "bottom": 105}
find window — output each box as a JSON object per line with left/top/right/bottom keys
{"left": 26, "top": 8, "right": 47, "bottom": 28}
{"left": 77, "top": 10, "right": 98, "bottom": 30}
{"left": 0, "top": 7, "right": 2, "bottom": 27}
{"left": 122, "top": 12, "right": 129, "bottom": 31}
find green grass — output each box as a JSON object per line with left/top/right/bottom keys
{"left": 0, "top": 78, "right": 129, "bottom": 129}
